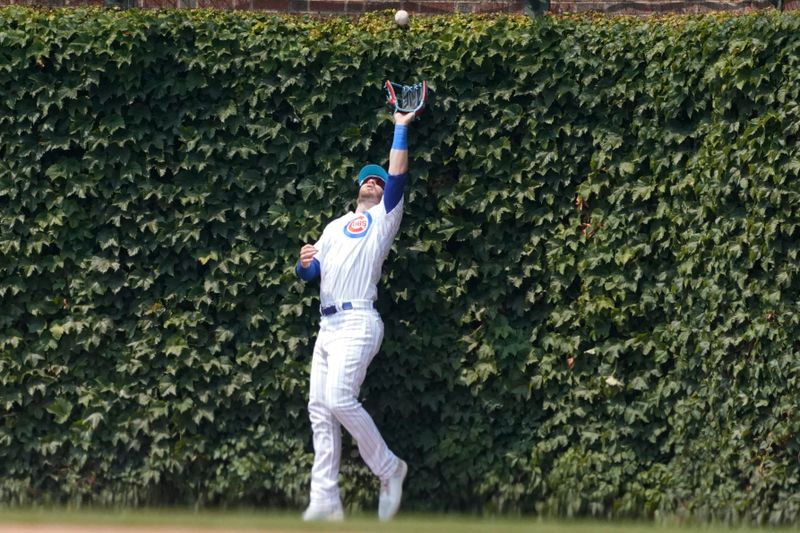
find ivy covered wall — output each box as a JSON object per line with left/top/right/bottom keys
{"left": 0, "top": 8, "right": 798, "bottom": 524}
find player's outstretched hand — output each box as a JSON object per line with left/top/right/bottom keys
{"left": 299, "top": 244, "right": 318, "bottom": 268}
{"left": 394, "top": 111, "right": 414, "bottom": 126}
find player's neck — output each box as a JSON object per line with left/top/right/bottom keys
{"left": 356, "top": 199, "right": 378, "bottom": 213}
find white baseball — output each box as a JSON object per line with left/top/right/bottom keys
{"left": 394, "top": 9, "right": 409, "bottom": 26}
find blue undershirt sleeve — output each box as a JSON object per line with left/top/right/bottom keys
{"left": 295, "top": 258, "right": 320, "bottom": 281}
{"left": 384, "top": 124, "right": 409, "bottom": 214}
{"left": 383, "top": 172, "right": 407, "bottom": 214}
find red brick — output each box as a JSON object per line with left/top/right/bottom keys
{"left": 786, "top": 0, "right": 800, "bottom": 9}
{"left": 310, "top": 0, "right": 346, "bottom": 9}
{"left": 550, "top": 0, "right": 779, "bottom": 13}
{"left": 140, "top": 0, "right": 174, "bottom": 7}
{"left": 197, "top": 0, "right": 235, "bottom": 7}
{"left": 474, "top": 0, "right": 521, "bottom": 11}
{"left": 289, "top": 0, "right": 308, "bottom": 9}
{"left": 364, "top": 0, "right": 397, "bottom": 9}
{"left": 412, "top": 1, "right": 454, "bottom": 12}
{"left": 346, "top": 0, "right": 365, "bottom": 11}
{"left": 631, "top": 1, "right": 677, "bottom": 13}
{"left": 253, "top": 0, "right": 288, "bottom": 9}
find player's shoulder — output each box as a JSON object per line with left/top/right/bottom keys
{"left": 373, "top": 196, "right": 404, "bottom": 218}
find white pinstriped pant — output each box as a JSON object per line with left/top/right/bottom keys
{"left": 307, "top": 309, "right": 400, "bottom": 507}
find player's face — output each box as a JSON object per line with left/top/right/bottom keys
{"left": 358, "top": 177, "right": 385, "bottom": 203}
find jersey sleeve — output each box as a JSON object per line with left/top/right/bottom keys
{"left": 313, "top": 226, "right": 332, "bottom": 264}
{"left": 295, "top": 258, "right": 320, "bottom": 281}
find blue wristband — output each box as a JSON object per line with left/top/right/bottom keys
{"left": 392, "top": 124, "right": 408, "bottom": 150}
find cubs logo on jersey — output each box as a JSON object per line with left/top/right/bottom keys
{"left": 343, "top": 212, "right": 373, "bottom": 238}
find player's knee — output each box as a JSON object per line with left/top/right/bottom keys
{"left": 325, "top": 392, "right": 359, "bottom": 419}
{"left": 308, "top": 397, "right": 329, "bottom": 420}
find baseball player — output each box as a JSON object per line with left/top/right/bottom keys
{"left": 295, "top": 111, "right": 415, "bottom": 521}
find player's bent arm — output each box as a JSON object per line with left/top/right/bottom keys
{"left": 295, "top": 258, "right": 320, "bottom": 281}
{"left": 296, "top": 243, "right": 321, "bottom": 281}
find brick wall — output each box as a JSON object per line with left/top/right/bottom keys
{"left": 0, "top": 0, "right": 794, "bottom": 18}
{"left": 549, "top": 0, "right": 779, "bottom": 14}
{"left": 132, "top": 0, "right": 793, "bottom": 11}
{"left": 130, "top": 0, "right": 520, "bottom": 11}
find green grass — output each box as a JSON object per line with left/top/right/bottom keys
{"left": 0, "top": 509, "right": 797, "bottom": 533}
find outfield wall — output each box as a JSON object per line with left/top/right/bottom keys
{"left": 0, "top": 7, "right": 798, "bottom": 524}
{"left": 0, "top": 0, "right": 797, "bottom": 15}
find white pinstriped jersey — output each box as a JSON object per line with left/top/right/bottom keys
{"left": 313, "top": 198, "right": 404, "bottom": 307}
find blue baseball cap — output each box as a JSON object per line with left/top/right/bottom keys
{"left": 357, "top": 164, "right": 388, "bottom": 187}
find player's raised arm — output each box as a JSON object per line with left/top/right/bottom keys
{"left": 383, "top": 112, "right": 413, "bottom": 213}
{"left": 388, "top": 112, "right": 413, "bottom": 175}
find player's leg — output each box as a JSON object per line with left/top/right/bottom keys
{"left": 324, "top": 312, "right": 401, "bottom": 481}
{"left": 305, "top": 328, "right": 344, "bottom": 521}
{"left": 325, "top": 311, "right": 407, "bottom": 520}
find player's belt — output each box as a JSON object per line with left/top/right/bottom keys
{"left": 320, "top": 301, "right": 378, "bottom": 316}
